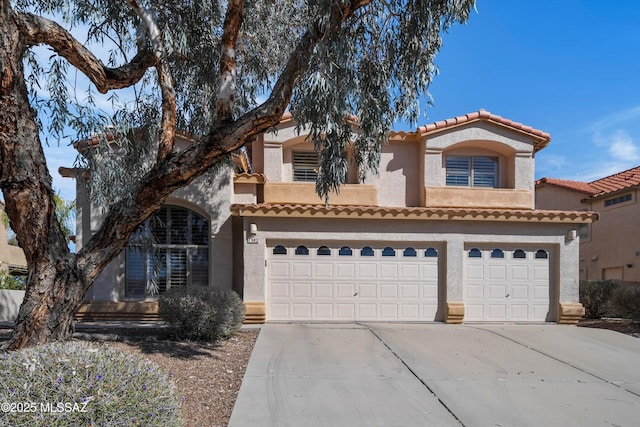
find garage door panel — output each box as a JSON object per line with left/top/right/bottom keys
{"left": 358, "top": 263, "right": 378, "bottom": 279}
{"left": 292, "top": 263, "right": 313, "bottom": 278}
{"left": 511, "top": 265, "right": 529, "bottom": 280}
{"left": 293, "top": 304, "right": 312, "bottom": 319}
{"left": 337, "top": 263, "right": 356, "bottom": 278}
{"left": 270, "top": 262, "right": 290, "bottom": 278}
{"left": 380, "top": 283, "right": 399, "bottom": 298}
{"left": 488, "top": 284, "right": 506, "bottom": 299}
{"left": 380, "top": 264, "right": 399, "bottom": 278}
{"left": 488, "top": 265, "right": 507, "bottom": 279}
{"left": 510, "top": 284, "right": 529, "bottom": 300}
{"left": 271, "top": 282, "right": 290, "bottom": 298}
{"left": 314, "top": 283, "right": 333, "bottom": 298}
{"left": 314, "top": 263, "right": 334, "bottom": 278}
{"left": 358, "top": 283, "right": 377, "bottom": 298}
{"left": 379, "top": 304, "right": 399, "bottom": 319}
{"left": 400, "top": 263, "right": 420, "bottom": 279}
{"left": 314, "top": 304, "right": 333, "bottom": 319}
{"left": 400, "top": 283, "right": 419, "bottom": 298}
{"left": 268, "top": 244, "right": 439, "bottom": 321}
{"left": 293, "top": 283, "right": 312, "bottom": 298}
{"left": 464, "top": 247, "right": 550, "bottom": 322}
{"left": 336, "top": 283, "right": 355, "bottom": 298}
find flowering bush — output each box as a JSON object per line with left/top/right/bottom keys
{"left": 158, "top": 285, "right": 245, "bottom": 341}
{"left": 0, "top": 341, "right": 182, "bottom": 426}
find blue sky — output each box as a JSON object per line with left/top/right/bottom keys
{"left": 418, "top": 0, "right": 640, "bottom": 182}
{"left": 44, "top": 0, "right": 640, "bottom": 202}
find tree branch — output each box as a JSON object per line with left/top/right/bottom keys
{"left": 128, "top": 0, "right": 176, "bottom": 162}
{"left": 215, "top": 0, "right": 245, "bottom": 125}
{"left": 16, "top": 12, "right": 156, "bottom": 94}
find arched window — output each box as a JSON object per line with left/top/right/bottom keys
{"left": 317, "top": 246, "right": 331, "bottom": 256}
{"left": 425, "top": 248, "right": 438, "bottom": 257}
{"left": 468, "top": 248, "right": 482, "bottom": 258}
{"left": 295, "top": 245, "right": 309, "bottom": 255}
{"left": 513, "top": 249, "right": 526, "bottom": 259}
{"left": 360, "top": 246, "right": 374, "bottom": 256}
{"left": 382, "top": 247, "right": 396, "bottom": 257}
{"left": 272, "top": 245, "right": 287, "bottom": 255}
{"left": 403, "top": 247, "right": 417, "bottom": 257}
{"left": 339, "top": 246, "right": 353, "bottom": 256}
{"left": 491, "top": 249, "right": 504, "bottom": 259}
{"left": 535, "top": 249, "right": 548, "bottom": 259}
{"left": 126, "top": 205, "right": 209, "bottom": 298}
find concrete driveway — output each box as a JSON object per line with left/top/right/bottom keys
{"left": 229, "top": 324, "right": 640, "bottom": 427}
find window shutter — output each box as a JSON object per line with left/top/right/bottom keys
{"left": 446, "top": 156, "right": 471, "bottom": 186}
{"left": 472, "top": 157, "right": 497, "bottom": 187}
{"left": 293, "top": 151, "right": 319, "bottom": 182}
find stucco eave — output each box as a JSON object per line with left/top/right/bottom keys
{"left": 230, "top": 203, "right": 597, "bottom": 224}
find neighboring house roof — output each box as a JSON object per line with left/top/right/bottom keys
{"left": 536, "top": 165, "right": 640, "bottom": 201}
{"left": 415, "top": 109, "right": 551, "bottom": 152}
{"left": 231, "top": 203, "right": 597, "bottom": 224}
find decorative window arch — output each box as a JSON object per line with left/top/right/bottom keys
{"left": 491, "top": 249, "right": 504, "bottom": 259}
{"left": 535, "top": 249, "right": 548, "bottom": 259}
{"left": 317, "top": 246, "right": 331, "bottom": 256}
{"left": 468, "top": 248, "right": 482, "bottom": 258}
{"left": 295, "top": 245, "right": 309, "bottom": 255}
{"left": 425, "top": 248, "right": 438, "bottom": 257}
{"left": 339, "top": 246, "right": 353, "bottom": 256}
{"left": 513, "top": 249, "right": 526, "bottom": 259}
{"left": 361, "top": 246, "right": 374, "bottom": 256}
{"left": 403, "top": 247, "right": 417, "bottom": 257}
{"left": 126, "top": 205, "right": 209, "bottom": 298}
{"left": 273, "top": 245, "right": 287, "bottom": 255}
{"left": 382, "top": 247, "right": 396, "bottom": 257}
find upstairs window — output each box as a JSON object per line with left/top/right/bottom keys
{"left": 293, "top": 151, "right": 319, "bottom": 182}
{"left": 604, "top": 193, "right": 632, "bottom": 207}
{"left": 446, "top": 156, "right": 498, "bottom": 188}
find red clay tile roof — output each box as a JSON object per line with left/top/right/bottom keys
{"left": 231, "top": 203, "right": 597, "bottom": 223}
{"left": 535, "top": 178, "right": 597, "bottom": 195}
{"left": 537, "top": 165, "right": 640, "bottom": 200}
{"left": 417, "top": 110, "right": 551, "bottom": 152}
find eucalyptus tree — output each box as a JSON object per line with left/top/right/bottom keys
{"left": 0, "top": 0, "right": 474, "bottom": 349}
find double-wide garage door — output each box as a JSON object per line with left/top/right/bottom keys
{"left": 268, "top": 243, "right": 439, "bottom": 321}
{"left": 464, "top": 246, "right": 550, "bottom": 322}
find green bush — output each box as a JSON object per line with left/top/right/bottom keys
{"left": 0, "top": 269, "right": 25, "bottom": 290}
{"left": 0, "top": 341, "right": 182, "bottom": 427}
{"left": 579, "top": 280, "right": 620, "bottom": 319}
{"left": 611, "top": 284, "right": 640, "bottom": 320}
{"left": 158, "top": 285, "right": 245, "bottom": 341}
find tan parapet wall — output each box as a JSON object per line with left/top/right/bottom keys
{"left": 244, "top": 302, "right": 266, "bottom": 324}
{"left": 558, "top": 302, "right": 585, "bottom": 325}
{"left": 425, "top": 187, "right": 533, "bottom": 210}
{"left": 263, "top": 183, "right": 378, "bottom": 206}
{"left": 445, "top": 302, "right": 465, "bottom": 324}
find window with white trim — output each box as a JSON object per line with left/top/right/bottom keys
{"left": 446, "top": 156, "right": 498, "bottom": 188}
{"left": 293, "top": 151, "right": 319, "bottom": 182}
{"left": 126, "top": 205, "right": 209, "bottom": 298}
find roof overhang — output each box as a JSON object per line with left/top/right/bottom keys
{"left": 231, "top": 204, "right": 598, "bottom": 224}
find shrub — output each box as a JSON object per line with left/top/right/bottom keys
{"left": 611, "top": 284, "right": 640, "bottom": 320}
{"left": 158, "top": 285, "right": 245, "bottom": 341}
{"left": 0, "top": 270, "right": 25, "bottom": 290}
{"left": 0, "top": 341, "right": 182, "bottom": 427}
{"left": 579, "top": 280, "right": 619, "bottom": 319}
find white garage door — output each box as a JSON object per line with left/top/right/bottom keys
{"left": 464, "top": 247, "right": 550, "bottom": 322}
{"left": 268, "top": 243, "right": 439, "bottom": 321}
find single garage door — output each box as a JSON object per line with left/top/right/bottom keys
{"left": 464, "top": 246, "right": 550, "bottom": 322}
{"left": 268, "top": 243, "right": 439, "bottom": 321}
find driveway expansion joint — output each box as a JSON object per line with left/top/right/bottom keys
{"left": 359, "top": 322, "right": 466, "bottom": 427}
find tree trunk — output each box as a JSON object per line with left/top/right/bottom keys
{"left": 0, "top": 1, "right": 85, "bottom": 350}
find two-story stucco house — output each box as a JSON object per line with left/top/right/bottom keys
{"left": 536, "top": 166, "right": 640, "bottom": 283}
{"left": 71, "top": 110, "right": 595, "bottom": 324}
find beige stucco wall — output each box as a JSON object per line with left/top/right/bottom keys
{"left": 263, "top": 183, "right": 377, "bottom": 206}
{"left": 536, "top": 184, "right": 640, "bottom": 282}
{"left": 79, "top": 165, "right": 236, "bottom": 302}
{"left": 237, "top": 215, "right": 581, "bottom": 322}
{"left": 0, "top": 206, "right": 27, "bottom": 270}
